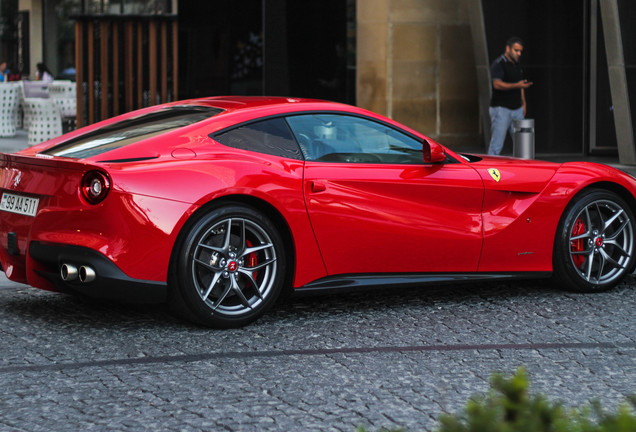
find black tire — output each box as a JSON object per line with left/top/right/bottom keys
{"left": 553, "top": 189, "right": 635, "bottom": 292}
{"left": 171, "top": 204, "right": 286, "bottom": 328}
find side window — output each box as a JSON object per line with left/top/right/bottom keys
{"left": 285, "top": 114, "right": 424, "bottom": 164}
{"left": 213, "top": 117, "right": 303, "bottom": 160}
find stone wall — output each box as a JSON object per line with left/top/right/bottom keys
{"left": 357, "top": 0, "right": 480, "bottom": 150}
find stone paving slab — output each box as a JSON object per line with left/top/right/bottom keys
{"left": 0, "top": 273, "right": 634, "bottom": 431}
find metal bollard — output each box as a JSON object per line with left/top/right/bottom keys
{"left": 513, "top": 118, "right": 535, "bottom": 159}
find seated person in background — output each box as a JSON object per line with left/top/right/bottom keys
{"left": 35, "top": 62, "right": 54, "bottom": 82}
{"left": 0, "top": 60, "right": 9, "bottom": 82}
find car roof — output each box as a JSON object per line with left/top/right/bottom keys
{"left": 171, "top": 96, "right": 359, "bottom": 117}
{"left": 182, "top": 96, "right": 330, "bottom": 109}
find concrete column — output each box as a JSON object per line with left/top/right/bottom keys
{"left": 599, "top": 0, "right": 636, "bottom": 164}
{"left": 18, "top": 0, "right": 42, "bottom": 80}
{"left": 464, "top": 0, "right": 491, "bottom": 151}
{"left": 356, "top": 0, "right": 389, "bottom": 117}
{"left": 357, "top": 0, "right": 478, "bottom": 148}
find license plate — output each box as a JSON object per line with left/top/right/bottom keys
{"left": 0, "top": 192, "right": 39, "bottom": 217}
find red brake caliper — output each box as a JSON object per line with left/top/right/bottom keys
{"left": 570, "top": 218, "right": 586, "bottom": 267}
{"left": 246, "top": 240, "right": 258, "bottom": 280}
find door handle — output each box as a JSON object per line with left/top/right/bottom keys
{"left": 310, "top": 181, "right": 326, "bottom": 193}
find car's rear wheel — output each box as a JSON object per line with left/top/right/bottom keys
{"left": 553, "top": 189, "right": 635, "bottom": 292}
{"left": 172, "top": 204, "right": 286, "bottom": 328}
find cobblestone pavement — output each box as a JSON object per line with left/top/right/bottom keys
{"left": 0, "top": 273, "right": 634, "bottom": 432}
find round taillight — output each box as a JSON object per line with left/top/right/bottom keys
{"left": 81, "top": 171, "right": 111, "bottom": 204}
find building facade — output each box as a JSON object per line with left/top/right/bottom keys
{"left": 1, "top": 0, "right": 634, "bottom": 163}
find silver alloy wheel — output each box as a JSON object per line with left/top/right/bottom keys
{"left": 568, "top": 198, "right": 634, "bottom": 285}
{"left": 190, "top": 217, "right": 277, "bottom": 316}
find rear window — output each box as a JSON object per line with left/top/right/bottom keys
{"left": 41, "top": 105, "right": 223, "bottom": 159}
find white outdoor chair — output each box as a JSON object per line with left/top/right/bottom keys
{"left": 48, "top": 81, "right": 76, "bottom": 132}
{"left": 15, "top": 81, "right": 25, "bottom": 129}
{"left": 23, "top": 80, "right": 50, "bottom": 98}
{"left": 0, "top": 83, "right": 20, "bottom": 137}
{"left": 23, "top": 98, "right": 63, "bottom": 146}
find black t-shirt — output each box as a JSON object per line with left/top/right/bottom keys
{"left": 490, "top": 54, "right": 524, "bottom": 109}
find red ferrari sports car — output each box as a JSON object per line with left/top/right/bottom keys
{"left": 1, "top": 96, "right": 635, "bottom": 327}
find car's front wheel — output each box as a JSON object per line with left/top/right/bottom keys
{"left": 171, "top": 204, "right": 286, "bottom": 328}
{"left": 553, "top": 189, "right": 635, "bottom": 292}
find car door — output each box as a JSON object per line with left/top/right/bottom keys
{"left": 286, "top": 113, "right": 485, "bottom": 276}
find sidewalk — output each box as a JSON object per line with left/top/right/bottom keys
{"left": 2, "top": 129, "right": 636, "bottom": 177}
{"left": 0, "top": 130, "right": 28, "bottom": 154}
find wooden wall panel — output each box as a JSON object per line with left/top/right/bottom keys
{"left": 112, "top": 21, "right": 120, "bottom": 117}
{"left": 172, "top": 21, "right": 178, "bottom": 101}
{"left": 74, "top": 15, "right": 178, "bottom": 127}
{"left": 161, "top": 21, "right": 168, "bottom": 104}
{"left": 124, "top": 21, "right": 134, "bottom": 113}
{"left": 75, "top": 21, "right": 84, "bottom": 128}
{"left": 100, "top": 21, "right": 109, "bottom": 120}
{"left": 149, "top": 21, "right": 158, "bottom": 107}
{"left": 87, "top": 21, "right": 95, "bottom": 125}
{"left": 136, "top": 21, "right": 143, "bottom": 110}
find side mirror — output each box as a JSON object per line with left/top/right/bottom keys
{"left": 423, "top": 139, "right": 446, "bottom": 163}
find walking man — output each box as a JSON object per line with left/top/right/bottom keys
{"left": 488, "top": 37, "right": 533, "bottom": 155}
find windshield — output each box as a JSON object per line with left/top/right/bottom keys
{"left": 41, "top": 105, "right": 223, "bottom": 159}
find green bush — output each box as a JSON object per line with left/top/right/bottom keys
{"left": 357, "top": 368, "right": 636, "bottom": 432}
{"left": 437, "top": 368, "right": 636, "bottom": 432}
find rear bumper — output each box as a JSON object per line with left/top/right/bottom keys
{"left": 28, "top": 241, "right": 167, "bottom": 303}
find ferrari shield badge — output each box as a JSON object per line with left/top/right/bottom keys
{"left": 488, "top": 168, "right": 501, "bottom": 182}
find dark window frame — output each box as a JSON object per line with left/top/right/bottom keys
{"left": 213, "top": 116, "right": 303, "bottom": 161}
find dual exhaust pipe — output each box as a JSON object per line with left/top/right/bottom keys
{"left": 60, "top": 263, "right": 96, "bottom": 283}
